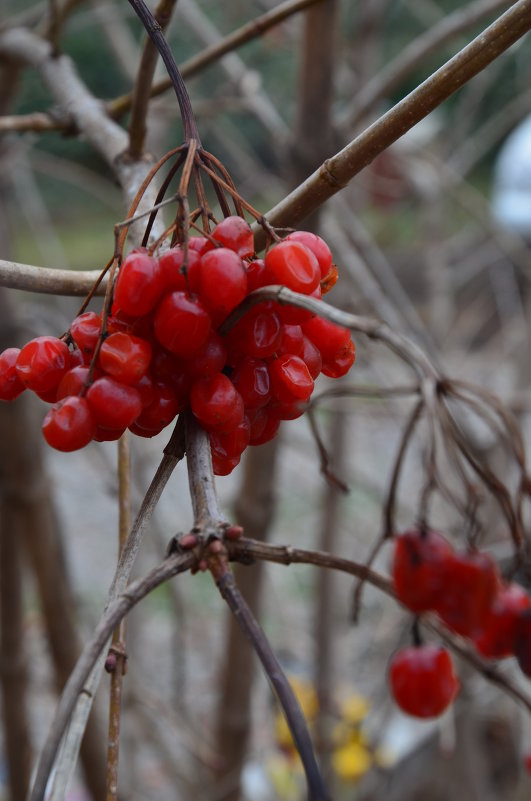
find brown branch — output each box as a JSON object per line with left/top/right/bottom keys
{"left": 0, "top": 260, "right": 108, "bottom": 296}
{"left": 254, "top": 0, "right": 531, "bottom": 245}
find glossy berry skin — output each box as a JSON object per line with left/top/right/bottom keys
{"left": 185, "top": 331, "right": 227, "bottom": 380}
{"left": 86, "top": 377, "right": 142, "bottom": 430}
{"left": 279, "top": 283, "right": 322, "bottom": 326}
{"left": 198, "top": 248, "right": 248, "bottom": 318}
{"left": 435, "top": 551, "right": 499, "bottom": 637}
{"left": 99, "top": 332, "right": 151, "bottom": 385}
{"left": 269, "top": 355, "right": 314, "bottom": 404}
{"left": 0, "top": 348, "right": 26, "bottom": 400}
{"left": 248, "top": 406, "right": 281, "bottom": 446}
{"left": 277, "top": 324, "right": 304, "bottom": 357}
{"left": 299, "top": 335, "right": 322, "bottom": 379}
{"left": 70, "top": 312, "right": 101, "bottom": 363}
{"left": 265, "top": 240, "right": 320, "bottom": 294}
{"left": 114, "top": 250, "right": 164, "bottom": 316}
{"left": 230, "top": 358, "right": 271, "bottom": 409}
{"left": 190, "top": 373, "right": 243, "bottom": 431}
{"left": 321, "top": 338, "right": 356, "bottom": 378}
{"left": 246, "top": 259, "right": 268, "bottom": 293}
{"left": 157, "top": 247, "right": 190, "bottom": 292}
{"left": 392, "top": 528, "right": 454, "bottom": 613}
{"left": 16, "top": 336, "right": 70, "bottom": 393}
{"left": 389, "top": 645, "right": 460, "bottom": 718}
{"left": 302, "top": 317, "right": 351, "bottom": 361}
{"left": 134, "top": 381, "right": 179, "bottom": 430}
{"left": 285, "top": 231, "right": 332, "bottom": 279}
{"left": 154, "top": 291, "right": 211, "bottom": 358}
{"left": 211, "top": 216, "right": 254, "bottom": 258}
{"left": 210, "top": 417, "right": 250, "bottom": 459}
{"left": 42, "top": 396, "right": 95, "bottom": 452}
{"left": 56, "top": 366, "right": 96, "bottom": 400}
{"left": 232, "top": 303, "right": 282, "bottom": 359}
{"left": 473, "top": 582, "right": 531, "bottom": 659}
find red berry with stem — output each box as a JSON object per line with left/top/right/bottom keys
{"left": 99, "top": 332, "right": 152, "bottom": 385}
{"left": 114, "top": 249, "right": 164, "bottom": 316}
{"left": 42, "top": 396, "right": 96, "bottom": 452}
{"left": 285, "top": 231, "right": 332, "bottom": 279}
{"left": 86, "top": 377, "right": 142, "bottom": 430}
{"left": 265, "top": 240, "right": 320, "bottom": 294}
{"left": 190, "top": 373, "right": 243, "bottom": 431}
{"left": 154, "top": 291, "right": 211, "bottom": 358}
{"left": 321, "top": 338, "right": 356, "bottom": 378}
{"left": 302, "top": 316, "right": 351, "bottom": 361}
{"left": 211, "top": 216, "right": 254, "bottom": 258}
{"left": 0, "top": 348, "right": 26, "bottom": 400}
{"left": 157, "top": 247, "right": 201, "bottom": 293}
{"left": 188, "top": 235, "right": 214, "bottom": 256}
{"left": 70, "top": 312, "right": 102, "bottom": 363}
{"left": 435, "top": 550, "right": 499, "bottom": 637}
{"left": 56, "top": 366, "right": 97, "bottom": 400}
{"left": 392, "top": 528, "right": 454, "bottom": 613}
{"left": 389, "top": 644, "right": 460, "bottom": 718}
{"left": 16, "top": 336, "right": 70, "bottom": 394}
{"left": 473, "top": 581, "right": 531, "bottom": 659}
{"left": 198, "top": 248, "right": 248, "bottom": 318}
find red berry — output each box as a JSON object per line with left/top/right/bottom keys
{"left": 302, "top": 316, "right": 351, "bottom": 361}
{"left": 188, "top": 235, "right": 214, "bottom": 256}
{"left": 248, "top": 406, "right": 281, "bottom": 446}
{"left": 198, "top": 248, "right": 248, "bottom": 318}
{"left": 133, "top": 372, "right": 155, "bottom": 408}
{"left": 0, "top": 348, "right": 26, "bottom": 400}
{"left": 389, "top": 644, "right": 460, "bottom": 718}
{"left": 392, "top": 528, "right": 454, "bottom": 613}
{"left": 56, "top": 366, "right": 95, "bottom": 400}
{"left": 473, "top": 582, "right": 531, "bottom": 659}
{"left": 210, "top": 417, "right": 250, "bottom": 459}
{"left": 211, "top": 216, "right": 254, "bottom": 258}
{"left": 269, "top": 355, "right": 314, "bottom": 404}
{"left": 185, "top": 331, "right": 227, "bottom": 380}
{"left": 212, "top": 451, "right": 241, "bottom": 476}
{"left": 246, "top": 259, "right": 269, "bottom": 293}
{"left": 134, "top": 381, "right": 179, "bottom": 430}
{"left": 285, "top": 231, "right": 332, "bottom": 279}
{"left": 278, "top": 283, "right": 322, "bottom": 326}
{"left": 277, "top": 324, "right": 304, "bottom": 357}
{"left": 154, "top": 291, "right": 211, "bottom": 358}
{"left": 99, "top": 332, "right": 151, "bottom": 385}
{"left": 42, "top": 396, "right": 95, "bottom": 452}
{"left": 321, "top": 338, "right": 356, "bottom": 378}
{"left": 190, "top": 373, "right": 243, "bottom": 431}
{"left": 230, "top": 358, "right": 271, "bottom": 409}
{"left": 158, "top": 247, "right": 191, "bottom": 292}
{"left": 93, "top": 425, "right": 126, "bottom": 442}
{"left": 265, "top": 241, "right": 320, "bottom": 295}
{"left": 114, "top": 250, "right": 164, "bottom": 316}
{"left": 86, "top": 377, "right": 142, "bottom": 430}
{"left": 435, "top": 551, "right": 499, "bottom": 637}
{"left": 232, "top": 303, "right": 282, "bottom": 359}
{"left": 16, "top": 336, "right": 70, "bottom": 393}
{"left": 70, "top": 312, "right": 101, "bottom": 363}
{"left": 300, "top": 335, "right": 322, "bottom": 379}
{"left": 271, "top": 399, "right": 309, "bottom": 420}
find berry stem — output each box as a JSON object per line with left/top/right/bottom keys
{"left": 127, "top": 0, "right": 201, "bottom": 145}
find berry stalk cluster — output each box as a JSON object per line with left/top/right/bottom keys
{"left": 0, "top": 217, "right": 355, "bottom": 475}
{"left": 388, "top": 527, "right": 531, "bottom": 718}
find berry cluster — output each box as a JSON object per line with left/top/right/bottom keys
{"left": 388, "top": 527, "right": 531, "bottom": 717}
{"left": 0, "top": 217, "right": 355, "bottom": 474}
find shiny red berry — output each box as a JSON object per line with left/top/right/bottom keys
{"left": 389, "top": 644, "right": 460, "bottom": 718}
{"left": 134, "top": 381, "right": 179, "bottom": 430}
{"left": 16, "top": 336, "right": 70, "bottom": 394}
{"left": 198, "top": 248, "right": 248, "bottom": 319}
{"left": 86, "top": 377, "right": 142, "bottom": 430}
{"left": 99, "top": 332, "right": 151, "bottom": 385}
{"left": 473, "top": 582, "right": 531, "bottom": 659}
{"left": 211, "top": 216, "right": 254, "bottom": 258}
{"left": 265, "top": 241, "right": 320, "bottom": 294}
{"left": 302, "top": 316, "right": 351, "bottom": 361}
{"left": 321, "top": 338, "right": 356, "bottom": 378}
{"left": 435, "top": 551, "right": 499, "bottom": 637}
{"left": 269, "top": 355, "right": 314, "bottom": 404}
{"left": 0, "top": 348, "right": 26, "bottom": 400}
{"left": 114, "top": 250, "right": 164, "bottom": 316}
{"left": 230, "top": 358, "right": 271, "bottom": 409}
{"left": 154, "top": 291, "right": 211, "bottom": 357}
{"left": 285, "top": 231, "right": 332, "bottom": 279}
{"left": 231, "top": 303, "right": 282, "bottom": 359}
{"left": 70, "top": 312, "right": 101, "bottom": 363}
{"left": 190, "top": 373, "right": 243, "bottom": 431}
{"left": 42, "top": 396, "right": 96, "bottom": 452}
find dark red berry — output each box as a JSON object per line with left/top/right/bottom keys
{"left": 435, "top": 551, "right": 499, "bottom": 637}
{"left": 198, "top": 248, "right": 248, "bottom": 318}
{"left": 392, "top": 528, "right": 454, "bottom": 613}
{"left": 134, "top": 381, "right": 179, "bottom": 430}
{"left": 86, "top": 377, "right": 142, "bottom": 430}
{"left": 99, "top": 332, "right": 151, "bottom": 385}
{"left": 16, "top": 336, "right": 70, "bottom": 393}
{"left": 389, "top": 644, "right": 460, "bottom": 718}
{"left": 42, "top": 396, "right": 95, "bottom": 452}
{"left": 269, "top": 355, "right": 314, "bottom": 404}
{"left": 70, "top": 312, "right": 101, "bottom": 363}
{"left": 114, "top": 250, "right": 164, "bottom": 316}
{"left": 230, "top": 358, "right": 271, "bottom": 409}
{"left": 190, "top": 373, "right": 243, "bottom": 431}
{"left": 473, "top": 582, "right": 531, "bottom": 659}
{"left": 154, "top": 291, "right": 211, "bottom": 358}
{"left": 0, "top": 348, "right": 26, "bottom": 400}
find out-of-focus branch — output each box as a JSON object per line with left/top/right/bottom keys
{"left": 255, "top": 0, "right": 531, "bottom": 243}
{"left": 340, "top": 0, "right": 515, "bottom": 129}
{"left": 0, "top": 260, "right": 107, "bottom": 295}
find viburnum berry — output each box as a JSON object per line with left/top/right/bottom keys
{"left": 198, "top": 248, "right": 248, "bottom": 319}
{"left": 86, "top": 377, "right": 142, "bottom": 430}
{"left": 70, "top": 312, "right": 102, "bottom": 363}
{"left": 230, "top": 358, "right": 271, "bottom": 409}
{"left": 473, "top": 581, "right": 531, "bottom": 659}
{"left": 211, "top": 215, "right": 254, "bottom": 258}
{"left": 321, "top": 338, "right": 356, "bottom": 378}
{"left": 210, "top": 417, "right": 250, "bottom": 460}
{"left": 42, "top": 396, "right": 95, "bottom": 452}
{"left": 246, "top": 259, "right": 268, "bottom": 293}
{"left": 389, "top": 644, "right": 460, "bottom": 718}
{"left": 269, "top": 354, "right": 314, "bottom": 404}
{"left": 279, "top": 283, "right": 322, "bottom": 325}
{"left": 99, "top": 332, "right": 152, "bottom": 385}
{"left": 114, "top": 249, "right": 164, "bottom": 316}
{"left": 0, "top": 348, "right": 26, "bottom": 401}
{"left": 185, "top": 331, "right": 227, "bottom": 380}
{"left": 270, "top": 399, "right": 309, "bottom": 420}
{"left": 265, "top": 240, "right": 320, "bottom": 294}
{"left": 133, "top": 381, "right": 179, "bottom": 430}
{"left": 56, "top": 365, "right": 96, "bottom": 400}
{"left": 188, "top": 235, "right": 214, "bottom": 256}
{"left": 211, "top": 451, "right": 241, "bottom": 476}
{"left": 154, "top": 291, "right": 211, "bottom": 358}
{"left": 157, "top": 246, "right": 196, "bottom": 293}
{"left": 434, "top": 550, "right": 499, "bottom": 637}
{"left": 248, "top": 406, "right": 281, "bottom": 446}
{"left": 16, "top": 336, "right": 70, "bottom": 394}
{"left": 277, "top": 324, "right": 304, "bottom": 357}
{"left": 302, "top": 316, "right": 351, "bottom": 361}
{"left": 190, "top": 373, "right": 243, "bottom": 431}
{"left": 285, "top": 231, "right": 332, "bottom": 279}
{"left": 231, "top": 303, "right": 282, "bottom": 359}
{"left": 392, "top": 528, "right": 454, "bottom": 613}
{"left": 299, "top": 335, "right": 322, "bottom": 379}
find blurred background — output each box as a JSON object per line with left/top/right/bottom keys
{"left": 2, "top": 0, "right": 531, "bottom": 799}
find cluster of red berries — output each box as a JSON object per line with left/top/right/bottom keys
{"left": 388, "top": 527, "right": 531, "bottom": 718}
{"left": 0, "top": 217, "right": 355, "bottom": 474}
